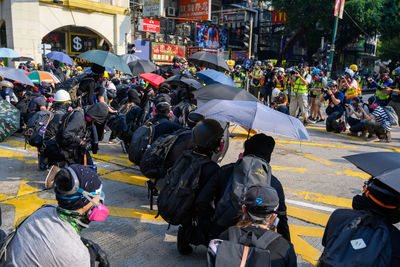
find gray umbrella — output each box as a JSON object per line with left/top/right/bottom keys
{"left": 77, "top": 50, "right": 132, "bottom": 75}
{"left": 188, "top": 52, "right": 230, "bottom": 72}
{"left": 128, "top": 59, "right": 157, "bottom": 76}
{"left": 120, "top": 54, "right": 140, "bottom": 64}
{"left": 195, "top": 99, "right": 310, "bottom": 141}
{"left": 344, "top": 152, "right": 400, "bottom": 194}
{"left": 0, "top": 67, "right": 34, "bottom": 86}
{"left": 193, "top": 84, "right": 258, "bottom": 104}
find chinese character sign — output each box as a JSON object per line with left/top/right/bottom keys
{"left": 151, "top": 43, "right": 186, "bottom": 62}
{"left": 272, "top": 9, "right": 287, "bottom": 24}
{"left": 143, "top": 0, "right": 162, "bottom": 17}
{"left": 179, "top": 0, "right": 210, "bottom": 21}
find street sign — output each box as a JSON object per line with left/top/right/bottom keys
{"left": 138, "top": 19, "right": 160, "bottom": 33}
{"left": 244, "top": 58, "right": 252, "bottom": 68}
{"left": 38, "top": 43, "right": 51, "bottom": 55}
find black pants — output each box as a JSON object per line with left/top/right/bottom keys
{"left": 326, "top": 111, "right": 344, "bottom": 132}
{"left": 348, "top": 117, "right": 366, "bottom": 132}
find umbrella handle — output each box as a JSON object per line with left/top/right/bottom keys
{"left": 247, "top": 129, "right": 251, "bottom": 140}
{"left": 84, "top": 153, "right": 87, "bottom": 166}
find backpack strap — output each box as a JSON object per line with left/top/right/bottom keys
{"left": 240, "top": 246, "right": 250, "bottom": 267}
{"left": 253, "top": 230, "right": 281, "bottom": 250}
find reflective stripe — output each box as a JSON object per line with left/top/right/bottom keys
{"left": 294, "top": 74, "right": 308, "bottom": 94}
{"left": 276, "top": 78, "right": 285, "bottom": 91}
{"left": 356, "top": 80, "right": 361, "bottom": 95}
{"left": 376, "top": 89, "right": 389, "bottom": 100}
{"left": 252, "top": 70, "right": 262, "bottom": 87}
{"left": 346, "top": 86, "right": 358, "bottom": 99}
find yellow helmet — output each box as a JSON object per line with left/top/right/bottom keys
{"left": 77, "top": 66, "right": 82, "bottom": 71}
{"left": 349, "top": 64, "right": 358, "bottom": 72}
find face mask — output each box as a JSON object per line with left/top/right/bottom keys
{"left": 84, "top": 190, "right": 109, "bottom": 222}
{"left": 313, "top": 76, "right": 319, "bottom": 81}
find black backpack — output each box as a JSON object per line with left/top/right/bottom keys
{"left": 56, "top": 110, "right": 78, "bottom": 147}
{"left": 107, "top": 113, "right": 128, "bottom": 137}
{"left": 207, "top": 226, "right": 280, "bottom": 267}
{"left": 156, "top": 151, "right": 210, "bottom": 226}
{"left": 140, "top": 129, "right": 192, "bottom": 180}
{"left": 214, "top": 155, "right": 272, "bottom": 228}
{"left": 319, "top": 211, "right": 391, "bottom": 267}
{"left": 24, "top": 110, "right": 53, "bottom": 148}
{"left": 128, "top": 118, "right": 167, "bottom": 165}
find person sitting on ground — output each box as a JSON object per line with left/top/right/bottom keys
{"left": 0, "top": 165, "right": 109, "bottom": 266}
{"left": 196, "top": 133, "right": 291, "bottom": 243}
{"left": 320, "top": 80, "right": 345, "bottom": 133}
{"left": 0, "top": 80, "right": 18, "bottom": 104}
{"left": 271, "top": 88, "right": 289, "bottom": 114}
{"left": 359, "top": 96, "right": 392, "bottom": 142}
{"left": 207, "top": 185, "right": 297, "bottom": 267}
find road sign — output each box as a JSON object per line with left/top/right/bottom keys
{"left": 38, "top": 43, "right": 51, "bottom": 55}
{"left": 244, "top": 58, "right": 252, "bottom": 68}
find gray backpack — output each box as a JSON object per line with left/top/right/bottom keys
{"left": 214, "top": 155, "right": 272, "bottom": 228}
{"left": 383, "top": 106, "right": 399, "bottom": 126}
{"left": 207, "top": 226, "right": 280, "bottom": 267}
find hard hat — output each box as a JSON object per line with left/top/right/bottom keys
{"left": 272, "top": 88, "right": 281, "bottom": 99}
{"left": 0, "top": 80, "right": 14, "bottom": 88}
{"left": 312, "top": 68, "right": 321, "bottom": 75}
{"left": 227, "top": 60, "right": 235, "bottom": 66}
{"left": 235, "top": 65, "right": 242, "bottom": 70}
{"left": 278, "top": 67, "right": 284, "bottom": 73}
{"left": 106, "top": 82, "right": 116, "bottom": 92}
{"left": 345, "top": 68, "right": 355, "bottom": 78}
{"left": 53, "top": 89, "right": 71, "bottom": 102}
{"left": 256, "top": 61, "right": 262, "bottom": 66}
{"left": 77, "top": 66, "right": 82, "bottom": 71}
{"left": 349, "top": 64, "right": 358, "bottom": 72}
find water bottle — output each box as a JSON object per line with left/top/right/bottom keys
{"left": 38, "top": 124, "right": 47, "bottom": 137}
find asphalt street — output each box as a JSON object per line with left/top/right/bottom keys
{"left": 0, "top": 121, "right": 399, "bottom": 266}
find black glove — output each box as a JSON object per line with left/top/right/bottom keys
{"left": 81, "top": 237, "right": 110, "bottom": 267}
{"left": 80, "top": 140, "right": 91, "bottom": 152}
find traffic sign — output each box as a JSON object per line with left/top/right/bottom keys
{"left": 244, "top": 58, "right": 252, "bottom": 68}
{"left": 38, "top": 43, "right": 51, "bottom": 55}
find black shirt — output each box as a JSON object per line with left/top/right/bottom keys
{"left": 322, "top": 209, "right": 400, "bottom": 266}
{"left": 149, "top": 114, "right": 182, "bottom": 141}
{"left": 219, "top": 226, "right": 297, "bottom": 267}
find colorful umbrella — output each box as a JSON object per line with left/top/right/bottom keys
{"left": 77, "top": 50, "right": 132, "bottom": 75}
{"left": 139, "top": 73, "right": 166, "bottom": 88}
{"left": 0, "top": 48, "right": 19, "bottom": 58}
{"left": 46, "top": 51, "right": 74, "bottom": 65}
{"left": 26, "top": 71, "right": 60, "bottom": 84}
{"left": 0, "top": 100, "right": 20, "bottom": 142}
{"left": 0, "top": 67, "right": 33, "bottom": 86}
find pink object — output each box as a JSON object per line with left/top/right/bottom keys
{"left": 88, "top": 204, "right": 109, "bottom": 221}
{"left": 85, "top": 116, "right": 92, "bottom": 122}
{"left": 238, "top": 153, "right": 243, "bottom": 159}
{"left": 48, "top": 97, "right": 54, "bottom": 103}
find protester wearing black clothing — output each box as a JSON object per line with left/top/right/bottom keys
{"left": 196, "top": 134, "right": 290, "bottom": 242}
{"left": 53, "top": 61, "right": 66, "bottom": 83}
{"left": 263, "top": 63, "right": 276, "bottom": 104}
{"left": 166, "top": 56, "right": 182, "bottom": 77}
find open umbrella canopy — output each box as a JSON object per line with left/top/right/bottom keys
{"left": 0, "top": 67, "right": 34, "bottom": 86}
{"left": 195, "top": 99, "right": 310, "bottom": 141}
{"left": 0, "top": 48, "right": 19, "bottom": 58}
{"left": 26, "top": 71, "right": 60, "bottom": 84}
{"left": 161, "top": 74, "right": 204, "bottom": 90}
{"left": 77, "top": 50, "right": 132, "bottom": 75}
{"left": 128, "top": 59, "right": 157, "bottom": 76}
{"left": 0, "top": 100, "right": 20, "bottom": 142}
{"left": 11, "top": 57, "right": 34, "bottom": 62}
{"left": 193, "top": 84, "right": 258, "bottom": 104}
{"left": 84, "top": 67, "right": 116, "bottom": 75}
{"left": 343, "top": 152, "right": 400, "bottom": 177}
{"left": 188, "top": 51, "right": 229, "bottom": 72}
{"left": 196, "top": 69, "right": 237, "bottom": 87}
{"left": 120, "top": 54, "right": 140, "bottom": 64}
{"left": 46, "top": 51, "right": 74, "bottom": 65}
{"left": 139, "top": 73, "right": 166, "bottom": 88}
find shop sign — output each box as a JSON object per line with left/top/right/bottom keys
{"left": 222, "top": 12, "right": 245, "bottom": 23}
{"left": 272, "top": 9, "right": 287, "bottom": 24}
{"left": 186, "top": 46, "right": 202, "bottom": 58}
{"left": 42, "top": 31, "right": 66, "bottom": 51}
{"left": 134, "top": 40, "right": 151, "bottom": 60}
{"left": 151, "top": 42, "right": 185, "bottom": 62}
{"left": 143, "top": 0, "right": 163, "bottom": 17}
{"left": 69, "top": 33, "right": 98, "bottom": 54}
{"left": 179, "top": 0, "right": 211, "bottom": 21}
{"left": 231, "top": 51, "right": 248, "bottom": 61}
{"left": 138, "top": 19, "right": 160, "bottom": 33}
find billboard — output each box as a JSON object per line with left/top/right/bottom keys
{"left": 143, "top": 0, "right": 163, "bottom": 17}
{"left": 151, "top": 42, "right": 186, "bottom": 62}
{"left": 138, "top": 19, "right": 160, "bottom": 33}
{"left": 179, "top": 0, "right": 210, "bottom": 21}
{"left": 196, "top": 24, "right": 228, "bottom": 50}
{"left": 134, "top": 40, "right": 150, "bottom": 60}
{"left": 69, "top": 33, "right": 98, "bottom": 54}
{"left": 272, "top": 9, "right": 287, "bottom": 24}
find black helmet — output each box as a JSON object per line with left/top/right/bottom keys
{"left": 192, "top": 119, "right": 223, "bottom": 151}
{"left": 187, "top": 112, "right": 204, "bottom": 128}
{"left": 121, "top": 79, "right": 132, "bottom": 86}
{"left": 111, "top": 78, "right": 120, "bottom": 86}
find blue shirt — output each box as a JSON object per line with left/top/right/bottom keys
{"left": 325, "top": 91, "right": 345, "bottom": 113}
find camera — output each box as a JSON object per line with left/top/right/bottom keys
{"left": 290, "top": 69, "right": 299, "bottom": 75}
{"left": 321, "top": 87, "right": 328, "bottom": 93}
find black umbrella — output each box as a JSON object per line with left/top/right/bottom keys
{"left": 12, "top": 57, "right": 34, "bottom": 62}
{"left": 128, "top": 59, "right": 157, "bottom": 76}
{"left": 344, "top": 152, "right": 400, "bottom": 194}
{"left": 161, "top": 74, "right": 204, "bottom": 90}
{"left": 188, "top": 52, "right": 230, "bottom": 72}
{"left": 193, "top": 84, "right": 258, "bottom": 104}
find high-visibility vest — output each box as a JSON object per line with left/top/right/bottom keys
{"left": 276, "top": 77, "right": 286, "bottom": 91}
{"left": 252, "top": 70, "right": 263, "bottom": 87}
{"left": 311, "top": 80, "right": 322, "bottom": 96}
{"left": 356, "top": 80, "right": 362, "bottom": 96}
{"left": 346, "top": 82, "right": 358, "bottom": 99}
{"left": 376, "top": 79, "right": 390, "bottom": 100}
{"left": 293, "top": 74, "right": 308, "bottom": 94}
{"left": 233, "top": 73, "right": 245, "bottom": 88}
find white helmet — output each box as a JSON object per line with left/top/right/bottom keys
{"left": 0, "top": 80, "right": 13, "bottom": 88}
{"left": 278, "top": 67, "right": 285, "bottom": 73}
{"left": 345, "top": 68, "right": 354, "bottom": 78}
{"left": 272, "top": 88, "right": 281, "bottom": 99}
{"left": 53, "top": 89, "right": 71, "bottom": 102}
{"left": 106, "top": 81, "right": 116, "bottom": 92}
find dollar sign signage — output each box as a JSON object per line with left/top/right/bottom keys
{"left": 72, "top": 36, "right": 82, "bottom": 51}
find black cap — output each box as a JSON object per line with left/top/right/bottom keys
{"left": 244, "top": 134, "right": 275, "bottom": 162}
{"left": 243, "top": 184, "right": 279, "bottom": 220}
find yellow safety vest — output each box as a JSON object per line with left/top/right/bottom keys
{"left": 276, "top": 77, "right": 285, "bottom": 91}
{"left": 252, "top": 70, "right": 262, "bottom": 87}
{"left": 346, "top": 83, "right": 358, "bottom": 99}
{"left": 293, "top": 74, "right": 308, "bottom": 94}
{"left": 376, "top": 80, "right": 390, "bottom": 100}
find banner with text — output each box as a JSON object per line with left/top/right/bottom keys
{"left": 143, "top": 0, "right": 163, "bottom": 17}
{"left": 179, "top": 0, "right": 210, "bottom": 21}
{"left": 151, "top": 43, "right": 185, "bottom": 62}
{"left": 138, "top": 19, "right": 160, "bottom": 33}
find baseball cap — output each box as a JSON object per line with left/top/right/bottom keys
{"left": 243, "top": 184, "right": 279, "bottom": 221}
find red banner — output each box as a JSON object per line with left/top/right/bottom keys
{"left": 151, "top": 43, "right": 186, "bottom": 62}
{"left": 179, "top": 0, "right": 210, "bottom": 21}
{"left": 272, "top": 10, "right": 287, "bottom": 24}
{"left": 334, "top": 0, "right": 345, "bottom": 19}
{"left": 138, "top": 19, "right": 160, "bottom": 33}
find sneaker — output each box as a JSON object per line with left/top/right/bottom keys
{"left": 309, "top": 117, "right": 316, "bottom": 122}
{"left": 177, "top": 227, "right": 193, "bottom": 255}
{"left": 317, "top": 118, "right": 325, "bottom": 123}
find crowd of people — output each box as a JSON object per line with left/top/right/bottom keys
{"left": 0, "top": 54, "right": 399, "bottom": 267}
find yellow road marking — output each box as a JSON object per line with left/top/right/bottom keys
{"left": 92, "top": 153, "right": 132, "bottom": 167}
{"left": 306, "top": 126, "right": 367, "bottom": 142}
{"left": 100, "top": 170, "right": 149, "bottom": 186}
{"left": 109, "top": 207, "right": 162, "bottom": 221}
{"left": 0, "top": 148, "right": 37, "bottom": 164}
{"left": 335, "top": 170, "right": 371, "bottom": 180}
{"left": 290, "top": 225, "right": 324, "bottom": 265}
{"left": 271, "top": 165, "right": 308, "bottom": 173}
{"left": 287, "top": 205, "right": 330, "bottom": 227}
{"left": 301, "top": 154, "right": 333, "bottom": 166}
{"left": 284, "top": 188, "right": 352, "bottom": 208}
